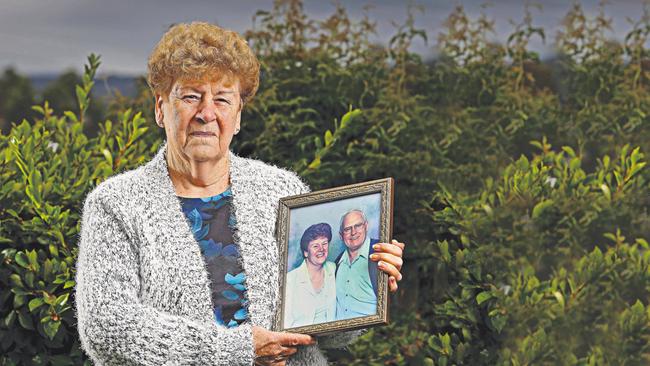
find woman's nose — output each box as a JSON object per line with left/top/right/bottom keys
{"left": 195, "top": 99, "right": 217, "bottom": 123}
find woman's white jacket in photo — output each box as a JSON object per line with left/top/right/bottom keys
{"left": 283, "top": 260, "right": 337, "bottom": 328}
{"left": 74, "top": 143, "right": 360, "bottom": 365}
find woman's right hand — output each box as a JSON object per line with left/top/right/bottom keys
{"left": 252, "top": 326, "right": 315, "bottom": 366}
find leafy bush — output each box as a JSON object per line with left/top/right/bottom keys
{"left": 0, "top": 55, "right": 160, "bottom": 365}
{"left": 1, "top": 1, "right": 648, "bottom": 365}
{"left": 338, "top": 142, "right": 649, "bottom": 365}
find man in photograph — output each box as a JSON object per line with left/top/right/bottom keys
{"left": 335, "top": 209, "right": 379, "bottom": 320}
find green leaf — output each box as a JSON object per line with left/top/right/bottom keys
{"left": 102, "top": 149, "right": 113, "bottom": 167}
{"left": 27, "top": 249, "right": 38, "bottom": 268}
{"left": 31, "top": 105, "right": 45, "bottom": 115}
{"left": 43, "top": 292, "right": 57, "bottom": 305}
{"left": 339, "top": 108, "right": 362, "bottom": 129}
{"left": 55, "top": 293, "right": 69, "bottom": 307}
{"left": 562, "top": 146, "right": 576, "bottom": 157}
{"left": 15, "top": 251, "right": 30, "bottom": 269}
{"left": 441, "top": 333, "right": 451, "bottom": 350}
{"left": 13, "top": 294, "right": 25, "bottom": 308}
{"left": 614, "top": 171, "right": 623, "bottom": 186}
{"left": 603, "top": 232, "right": 617, "bottom": 243}
{"left": 75, "top": 85, "right": 87, "bottom": 104}
{"left": 530, "top": 140, "right": 543, "bottom": 150}
{"left": 476, "top": 291, "right": 493, "bottom": 305}
{"left": 29, "top": 170, "right": 43, "bottom": 202}
{"left": 569, "top": 157, "right": 581, "bottom": 171}
{"left": 116, "top": 135, "right": 125, "bottom": 150}
{"left": 603, "top": 155, "right": 610, "bottom": 169}
{"left": 427, "top": 335, "right": 442, "bottom": 352}
{"left": 532, "top": 199, "right": 553, "bottom": 218}
{"left": 64, "top": 111, "right": 79, "bottom": 123}
{"left": 43, "top": 259, "right": 54, "bottom": 282}
{"left": 49, "top": 243, "right": 59, "bottom": 257}
{"left": 18, "top": 310, "right": 34, "bottom": 330}
{"left": 43, "top": 319, "right": 61, "bottom": 340}
{"left": 482, "top": 204, "right": 493, "bottom": 215}
{"left": 324, "top": 130, "right": 333, "bottom": 146}
{"left": 439, "top": 240, "right": 451, "bottom": 262}
{"left": 4, "top": 311, "right": 16, "bottom": 327}
{"left": 307, "top": 156, "right": 321, "bottom": 170}
{"left": 10, "top": 274, "right": 23, "bottom": 288}
{"left": 491, "top": 314, "right": 507, "bottom": 333}
{"left": 63, "top": 280, "right": 75, "bottom": 289}
{"left": 132, "top": 127, "right": 148, "bottom": 141}
{"left": 24, "top": 272, "right": 35, "bottom": 288}
{"left": 28, "top": 297, "right": 45, "bottom": 312}
{"left": 553, "top": 291, "right": 565, "bottom": 308}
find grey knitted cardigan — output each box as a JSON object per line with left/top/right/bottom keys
{"left": 75, "top": 143, "right": 360, "bottom": 365}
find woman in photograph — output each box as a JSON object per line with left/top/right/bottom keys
{"left": 284, "top": 223, "right": 337, "bottom": 328}
{"left": 74, "top": 22, "right": 405, "bottom": 366}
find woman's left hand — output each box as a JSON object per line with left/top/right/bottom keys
{"left": 370, "top": 239, "right": 405, "bottom": 292}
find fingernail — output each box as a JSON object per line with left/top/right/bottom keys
{"left": 370, "top": 254, "right": 378, "bottom": 260}
{"left": 378, "top": 261, "right": 385, "bottom": 267}
{"left": 373, "top": 244, "right": 380, "bottom": 250}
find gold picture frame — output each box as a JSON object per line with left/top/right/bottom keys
{"left": 274, "top": 178, "right": 394, "bottom": 335}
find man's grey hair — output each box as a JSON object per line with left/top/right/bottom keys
{"left": 339, "top": 209, "right": 367, "bottom": 233}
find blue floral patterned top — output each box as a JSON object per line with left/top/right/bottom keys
{"left": 178, "top": 188, "right": 249, "bottom": 328}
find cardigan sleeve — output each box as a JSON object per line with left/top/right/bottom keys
{"left": 74, "top": 191, "right": 254, "bottom": 365}
{"left": 316, "top": 329, "right": 366, "bottom": 349}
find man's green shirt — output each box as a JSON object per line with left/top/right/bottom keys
{"left": 335, "top": 236, "right": 377, "bottom": 319}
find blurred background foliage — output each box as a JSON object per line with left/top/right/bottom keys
{"left": 0, "top": 0, "right": 648, "bottom": 365}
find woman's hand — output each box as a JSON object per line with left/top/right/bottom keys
{"left": 370, "top": 239, "right": 405, "bottom": 292}
{"left": 252, "top": 326, "right": 315, "bottom": 366}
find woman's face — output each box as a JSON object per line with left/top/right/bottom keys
{"left": 303, "top": 236, "right": 329, "bottom": 267}
{"left": 155, "top": 75, "right": 242, "bottom": 167}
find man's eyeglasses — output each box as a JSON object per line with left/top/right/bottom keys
{"left": 342, "top": 222, "right": 365, "bottom": 235}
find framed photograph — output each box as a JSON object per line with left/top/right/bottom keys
{"left": 274, "top": 178, "right": 394, "bottom": 335}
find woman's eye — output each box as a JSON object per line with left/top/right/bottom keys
{"left": 183, "top": 95, "right": 200, "bottom": 101}
{"left": 215, "top": 98, "right": 231, "bottom": 104}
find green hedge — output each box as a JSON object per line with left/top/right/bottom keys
{"left": 1, "top": 1, "right": 648, "bottom": 365}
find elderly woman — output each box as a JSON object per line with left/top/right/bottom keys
{"left": 74, "top": 22, "right": 405, "bottom": 366}
{"left": 284, "top": 223, "right": 337, "bottom": 328}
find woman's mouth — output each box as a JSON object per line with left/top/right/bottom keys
{"left": 190, "top": 131, "right": 216, "bottom": 137}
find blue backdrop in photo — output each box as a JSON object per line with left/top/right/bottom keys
{"left": 287, "top": 193, "right": 381, "bottom": 272}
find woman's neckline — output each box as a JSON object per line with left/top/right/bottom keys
{"left": 176, "top": 186, "right": 232, "bottom": 200}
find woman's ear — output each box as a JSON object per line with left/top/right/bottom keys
{"left": 154, "top": 94, "right": 164, "bottom": 127}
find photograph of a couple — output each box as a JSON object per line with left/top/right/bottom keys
{"left": 281, "top": 191, "right": 387, "bottom": 332}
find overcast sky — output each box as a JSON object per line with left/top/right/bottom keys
{"left": 0, "top": 0, "right": 647, "bottom": 75}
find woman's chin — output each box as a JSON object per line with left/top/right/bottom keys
{"left": 184, "top": 146, "right": 224, "bottom": 162}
